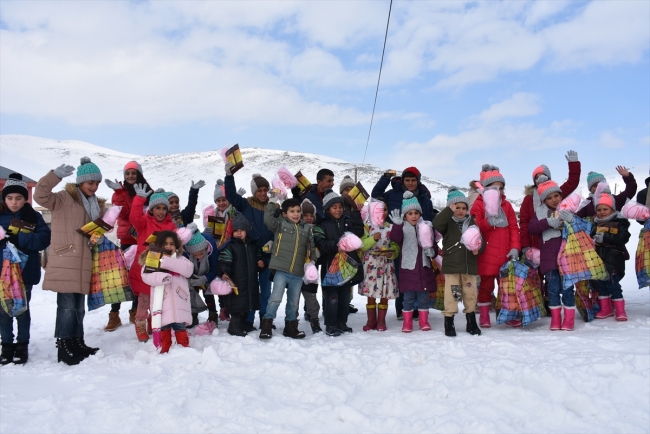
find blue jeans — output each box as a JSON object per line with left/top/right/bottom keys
{"left": 55, "top": 293, "right": 85, "bottom": 339}
{"left": 597, "top": 273, "right": 623, "bottom": 299}
{"left": 545, "top": 269, "right": 575, "bottom": 307}
{"left": 264, "top": 271, "right": 303, "bottom": 321}
{"left": 248, "top": 267, "right": 272, "bottom": 323}
{"left": 403, "top": 291, "right": 429, "bottom": 311}
{"left": 161, "top": 322, "right": 187, "bottom": 331}
{"left": 0, "top": 285, "right": 32, "bottom": 344}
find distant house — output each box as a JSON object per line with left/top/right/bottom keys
{"left": 0, "top": 166, "right": 37, "bottom": 204}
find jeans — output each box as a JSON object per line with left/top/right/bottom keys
{"left": 55, "top": 292, "right": 85, "bottom": 339}
{"left": 0, "top": 285, "right": 32, "bottom": 344}
{"left": 264, "top": 271, "right": 303, "bottom": 321}
{"left": 161, "top": 322, "right": 187, "bottom": 331}
{"left": 597, "top": 273, "right": 623, "bottom": 299}
{"left": 323, "top": 285, "right": 351, "bottom": 326}
{"left": 248, "top": 267, "right": 272, "bottom": 323}
{"left": 403, "top": 291, "right": 430, "bottom": 312}
{"left": 301, "top": 291, "right": 320, "bottom": 321}
{"left": 545, "top": 269, "right": 575, "bottom": 307}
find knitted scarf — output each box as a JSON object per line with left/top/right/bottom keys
{"left": 401, "top": 221, "right": 429, "bottom": 270}
{"left": 452, "top": 215, "right": 471, "bottom": 234}
{"left": 594, "top": 211, "right": 619, "bottom": 224}
{"left": 535, "top": 203, "right": 561, "bottom": 242}
{"left": 77, "top": 187, "right": 101, "bottom": 221}
{"left": 190, "top": 250, "right": 210, "bottom": 277}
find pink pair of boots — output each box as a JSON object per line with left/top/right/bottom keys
{"left": 478, "top": 305, "right": 521, "bottom": 329}
{"left": 549, "top": 306, "right": 576, "bottom": 331}
{"left": 595, "top": 296, "right": 628, "bottom": 321}
{"left": 402, "top": 310, "right": 430, "bottom": 332}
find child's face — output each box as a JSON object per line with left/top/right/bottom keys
{"left": 302, "top": 213, "right": 315, "bottom": 224}
{"left": 596, "top": 204, "right": 614, "bottom": 219}
{"left": 255, "top": 186, "right": 269, "bottom": 203}
{"left": 453, "top": 203, "right": 468, "bottom": 219}
{"left": 284, "top": 205, "right": 302, "bottom": 223}
{"left": 124, "top": 169, "right": 138, "bottom": 185}
{"left": 163, "top": 237, "right": 177, "bottom": 255}
{"left": 404, "top": 209, "right": 421, "bottom": 225}
{"left": 151, "top": 204, "right": 168, "bottom": 222}
{"left": 215, "top": 197, "right": 229, "bottom": 212}
{"left": 168, "top": 196, "right": 180, "bottom": 213}
{"left": 328, "top": 203, "right": 343, "bottom": 219}
{"left": 403, "top": 176, "right": 418, "bottom": 192}
{"left": 4, "top": 193, "right": 26, "bottom": 213}
{"left": 544, "top": 192, "right": 562, "bottom": 209}
{"left": 488, "top": 181, "right": 504, "bottom": 193}
{"left": 79, "top": 180, "right": 100, "bottom": 197}
{"left": 233, "top": 228, "right": 247, "bottom": 240}
{"left": 341, "top": 186, "right": 353, "bottom": 196}
{"left": 192, "top": 249, "right": 206, "bottom": 260}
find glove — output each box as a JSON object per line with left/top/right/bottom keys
{"left": 189, "top": 275, "right": 208, "bottom": 287}
{"left": 191, "top": 180, "right": 205, "bottom": 190}
{"left": 389, "top": 209, "right": 403, "bottom": 225}
{"left": 565, "top": 150, "right": 579, "bottom": 162}
{"left": 423, "top": 247, "right": 436, "bottom": 258}
{"left": 521, "top": 247, "right": 530, "bottom": 255}
{"left": 268, "top": 188, "right": 280, "bottom": 203}
{"left": 133, "top": 183, "right": 152, "bottom": 198}
{"left": 594, "top": 232, "right": 604, "bottom": 243}
{"left": 506, "top": 248, "right": 519, "bottom": 261}
{"left": 105, "top": 179, "right": 122, "bottom": 190}
{"left": 262, "top": 240, "right": 274, "bottom": 253}
{"left": 559, "top": 210, "right": 574, "bottom": 223}
{"left": 225, "top": 162, "right": 235, "bottom": 176}
{"left": 237, "top": 187, "right": 246, "bottom": 196}
{"left": 547, "top": 217, "right": 562, "bottom": 229}
{"left": 53, "top": 164, "right": 75, "bottom": 179}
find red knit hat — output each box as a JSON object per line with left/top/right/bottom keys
{"left": 480, "top": 164, "right": 506, "bottom": 187}
{"left": 402, "top": 167, "right": 421, "bottom": 182}
{"left": 536, "top": 175, "right": 561, "bottom": 203}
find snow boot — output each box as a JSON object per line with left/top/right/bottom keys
{"left": 337, "top": 322, "right": 353, "bottom": 333}
{"left": 128, "top": 308, "right": 136, "bottom": 324}
{"left": 612, "top": 299, "right": 628, "bottom": 321}
{"left": 283, "top": 320, "right": 306, "bottom": 339}
{"left": 478, "top": 303, "right": 491, "bottom": 328}
{"left": 56, "top": 338, "right": 84, "bottom": 366}
{"left": 208, "top": 310, "right": 219, "bottom": 325}
{"left": 12, "top": 342, "right": 28, "bottom": 364}
{"left": 160, "top": 329, "right": 173, "bottom": 353}
{"left": 595, "top": 296, "right": 614, "bottom": 319}
{"left": 259, "top": 318, "right": 273, "bottom": 340}
{"left": 0, "top": 343, "right": 15, "bottom": 366}
{"left": 310, "top": 318, "right": 322, "bottom": 334}
{"left": 561, "top": 306, "right": 576, "bottom": 331}
{"left": 348, "top": 304, "right": 358, "bottom": 314}
{"left": 228, "top": 316, "right": 247, "bottom": 337}
{"left": 444, "top": 316, "right": 456, "bottom": 337}
{"left": 104, "top": 311, "right": 122, "bottom": 332}
{"left": 418, "top": 310, "right": 431, "bottom": 331}
{"left": 242, "top": 320, "right": 257, "bottom": 333}
{"left": 363, "top": 304, "right": 377, "bottom": 331}
{"left": 325, "top": 325, "right": 341, "bottom": 337}
{"left": 376, "top": 304, "right": 389, "bottom": 331}
{"left": 259, "top": 312, "right": 276, "bottom": 330}
{"left": 73, "top": 336, "right": 99, "bottom": 357}
{"left": 219, "top": 308, "right": 230, "bottom": 322}
{"left": 135, "top": 320, "right": 149, "bottom": 342}
{"left": 465, "top": 312, "right": 482, "bottom": 335}
{"left": 188, "top": 313, "right": 199, "bottom": 329}
{"left": 402, "top": 311, "right": 414, "bottom": 333}
{"left": 175, "top": 330, "right": 190, "bottom": 347}
{"left": 549, "top": 306, "right": 562, "bottom": 330}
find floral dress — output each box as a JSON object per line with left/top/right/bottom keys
{"left": 358, "top": 223, "right": 399, "bottom": 299}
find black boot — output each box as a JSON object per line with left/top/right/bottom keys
{"left": 0, "top": 343, "right": 15, "bottom": 366}
{"left": 283, "top": 320, "right": 306, "bottom": 339}
{"left": 208, "top": 310, "right": 219, "bottom": 326}
{"left": 188, "top": 313, "right": 199, "bottom": 329}
{"left": 227, "top": 316, "right": 247, "bottom": 337}
{"left": 73, "top": 336, "right": 99, "bottom": 358}
{"left": 310, "top": 318, "right": 322, "bottom": 334}
{"left": 325, "top": 325, "right": 341, "bottom": 337}
{"left": 57, "top": 339, "right": 84, "bottom": 365}
{"left": 444, "top": 316, "right": 457, "bottom": 337}
{"left": 259, "top": 312, "right": 276, "bottom": 330}
{"left": 348, "top": 304, "right": 358, "bottom": 314}
{"left": 466, "top": 312, "right": 482, "bottom": 335}
{"left": 259, "top": 318, "right": 273, "bottom": 339}
{"left": 337, "top": 322, "right": 353, "bottom": 333}
{"left": 13, "top": 342, "right": 28, "bottom": 364}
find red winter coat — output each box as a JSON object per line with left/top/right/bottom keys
{"left": 519, "top": 161, "right": 581, "bottom": 250}
{"left": 128, "top": 196, "right": 177, "bottom": 296}
{"left": 111, "top": 188, "right": 137, "bottom": 246}
{"left": 470, "top": 194, "right": 520, "bottom": 277}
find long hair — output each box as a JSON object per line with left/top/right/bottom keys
{"left": 138, "top": 230, "right": 183, "bottom": 266}
{"left": 124, "top": 171, "right": 153, "bottom": 205}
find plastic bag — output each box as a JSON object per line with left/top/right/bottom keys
{"left": 525, "top": 247, "right": 541, "bottom": 269}
{"left": 338, "top": 232, "right": 363, "bottom": 252}
{"left": 558, "top": 193, "right": 582, "bottom": 213}
{"left": 276, "top": 165, "right": 298, "bottom": 189}
{"left": 123, "top": 245, "right": 137, "bottom": 270}
{"left": 620, "top": 199, "right": 650, "bottom": 221}
{"left": 208, "top": 278, "right": 232, "bottom": 296}
{"left": 303, "top": 262, "right": 319, "bottom": 284}
{"left": 102, "top": 205, "right": 122, "bottom": 227}
{"left": 368, "top": 200, "right": 385, "bottom": 227}
{"left": 483, "top": 187, "right": 501, "bottom": 216}
{"left": 461, "top": 225, "right": 482, "bottom": 251}
{"left": 417, "top": 221, "right": 434, "bottom": 249}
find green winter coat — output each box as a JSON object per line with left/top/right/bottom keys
{"left": 432, "top": 207, "right": 484, "bottom": 275}
{"left": 264, "top": 205, "right": 316, "bottom": 277}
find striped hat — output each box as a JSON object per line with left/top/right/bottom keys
{"left": 2, "top": 173, "right": 28, "bottom": 201}
{"left": 76, "top": 157, "right": 102, "bottom": 184}
{"left": 532, "top": 165, "right": 551, "bottom": 183}
{"left": 480, "top": 164, "right": 505, "bottom": 187}
{"left": 536, "top": 175, "right": 562, "bottom": 203}
{"left": 322, "top": 188, "right": 344, "bottom": 211}
{"left": 587, "top": 172, "right": 606, "bottom": 191}
{"left": 123, "top": 161, "right": 143, "bottom": 176}
{"left": 401, "top": 191, "right": 422, "bottom": 216}
{"left": 446, "top": 186, "right": 469, "bottom": 207}
{"left": 149, "top": 189, "right": 170, "bottom": 209}
{"left": 166, "top": 191, "right": 179, "bottom": 201}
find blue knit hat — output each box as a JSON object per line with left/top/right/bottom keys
{"left": 76, "top": 157, "right": 102, "bottom": 184}
{"left": 149, "top": 188, "right": 169, "bottom": 209}
{"left": 185, "top": 229, "right": 209, "bottom": 253}
{"left": 401, "top": 191, "right": 421, "bottom": 216}
{"left": 446, "top": 186, "right": 469, "bottom": 207}
{"left": 587, "top": 172, "right": 606, "bottom": 191}
{"left": 166, "top": 191, "right": 179, "bottom": 201}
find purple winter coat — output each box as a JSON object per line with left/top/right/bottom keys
{"left": 389, "top": 223, "right": 437, "bottom": 293}
{"left": 527, "top": 213, "right": 562, "bottom": 275}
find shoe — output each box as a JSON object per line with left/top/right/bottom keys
{"left": 208, "top": 310, "right": 219, "bottom": 325}
{"left": 310, "top": 319, "right": 322, "bottom": 334}
{"left": 612, "top": 299, "right": 628, "bottom": 321}
{"left": 259, "top": 312, "right": 276, "bottom": 330}
{"left": 549, "top": 306, "right": 562, "bottom": 331}
{"left": 0, "top": 343, "right": 15, "bottom": 366}
{"left": 377, "top": 304, "right": 388, "bottom": 331}
{"left": 283, "top": 320, "right": 306, "bottom": 339}
{"left": 465, "top": 312, "right": 482, "bottom": 335}
{"left": 188, "top": 313, "right": 199, "bottom": 329}
{"left": 12, "top": 342, "right": 28, "bottom": 364}
{"left": 135, "top": 320, "right": 149, "bottom": 342}
{"left": 348, "top": 304, "right": 358, "bottom": 314}
{"left": 242, "top": 320, "right": 257, "bottom": 333}
{"left": 160, "top": 329, "right": 173, "bottom": 353}
{"left": 561, "top": 306, "right": 575, "bottom": 331}
{"left": 363, "top": 304, "right": 377, "bottom": 331}
{"left": 402, "top": 311, "right": 413, "bottom": 333}
{"left": 325, "top": 325, "right": 341, "bottom": 337}
{"left": 595, "top": 296, "right": 614, "bottom": 319}
{"left": 337, "top": 323, "right": 353, "bottom": 333}
{"left": 104, "top": 311, "right": 122, "bottom": 332}
{"left": 444, "top": 316, "right": 456, "bottom": 337}
{"left": 73, "top": 336, "right": 99, "bottom": 358}
{"left": 413, "top": 309, "right": 419, "bottom": 320}
{"left": 505, "top": 319, "right": 522, "bottom": 328}
{"left": 396, "top": 310, "right": 404, "bottom": 321}
{"left": 259, "top": 318, "right": 273, "bottom": 339}
{"left": 219, "top": 308, "right": 230, "bottom": 322}
{"left": 478, "top": 304, "right": 491, "bottom": 328}
{"left": 228, "top": 316, "right": 247, "bottom": 337}
{"left": 56, "top": 339, "right": 84, "bottom": 366}
{"left": 175, "top": 330, "right": 190, "bottom": 347}
{"left": 418, "top": 310, "right": 431, "bottom": 331}
{"left": 128, "top": 309, "right": 136, "bottom": 324}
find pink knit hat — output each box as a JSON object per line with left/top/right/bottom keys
{"left": 594, "top": 182, "right": 615, "bottom": 211}
{"left": 124, "top": 161, "right": 142, "bottom": 176}
{"left": 532, "top": 165, "right": 551, "bottom": 183}
{"left": 536, "top": 175, "right": 561, "bottom": 202}
{"left": 480, "top": 164, "right": 506, "bottom": 187}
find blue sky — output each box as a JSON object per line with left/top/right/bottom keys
{"left": 1, "top": 0, "right": 648, "bottom": 194}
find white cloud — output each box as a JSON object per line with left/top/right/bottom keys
{"left": 600, "top": 131, "right": 626, "bottom": 149}
{"left": 476, "top": 93, "right": 541, "bottom": 124}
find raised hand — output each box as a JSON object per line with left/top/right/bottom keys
{"left": 565, "top": 150, "right": 579, "bottom": 162}
{"left": 389, "top": 209, "right": 403, "bottom": 225}
{"left": 105, "top": 179, "right": 122, "bottom": 190}
{"left": 191, "top": 180, "right": 205, "bottom": 190}
{"left": 53, "top": 164, "right": 75, "bottom": 179}
{"left": 133, "top": 183, "right": 152, "bottom": 198}
{"left": 616, "top": 166, "right": 630, "bottom": 177}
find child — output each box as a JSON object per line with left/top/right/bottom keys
{"left": 590, "top": 187, "right": 631, "bottom": 321}
{"left": 389, "top": 192, "right": 438, "bottom": 333}
{"left": 103, "top": 161, "right": 153, "bottom": 331}
{"left": 166, "top": 179, "right": 205, "bottom": 228}
{"left": 217, "top": 213, "right": 265, "bottom": 337}
{"left": 34, "top": 158, "right": 105, "bottom": 365}
{"left": 470, "top": 165, "right": 520, "bottom": 328}
{"left": 260, "top": 196, "right": 316, "bottom": 339}
{"left": 339, "top": 175, "right": 360, "bottom": 314}
{"left": 128, "top": 186, "right": 178, "bottom": 342}
{"left": 314, "top": 190, "right": 364, "bottom": 336}
{"left": 299, "top": 198, "right": 323, "bottom": 333}
{"left": 528, "top": 176, "right": 577, "bottom": 330}
{"left": 183, "top": 224, "right": 219, "bottom": 327}
{"left": 576, "top": 167, "right": 637, "bottom": 218}
{"left": 359, "top": 198, "right": 399, "bottom": 332}
{"left": 432, "top": 187, "right": 483, "bottom": 337}
{"left": 139, "top": 231, "right": 193, "bottom": 352}
{"left": 0, "top": 173, "right": 51, "bottom": 365}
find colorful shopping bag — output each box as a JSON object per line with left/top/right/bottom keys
{"left": 430, "top": 256, "right": 444, "bottom": 311}
{"left": 323, "top": 252, "right": 359, "bottom": 287}
{"left": 636, "top": 220, "right": 650, "bottom": 289}
{"left": 574, "top": 280, "right": 595, "bottom": 322}
{"left": 526, "top": 269, "right": 547, "bottom": 318}
{"left": 1, "top": 243, "right": 28, "bottom": 317}
{"left": 88, "top": 237, "right": 134, "bottom": 311}
{"left": 557, "top": 216, "right": 608, "bottom": 289}
{"left": 496, "top": 259, "right": 542, "bottom": 327}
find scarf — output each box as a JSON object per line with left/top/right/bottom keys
{"left": 191, "top": 251, "right": 211, "bottom": 277}
{"left": 216, "top": 205, "right": 233, "bottom": 222}
{"left": 535, "top": 203, "right": 561, "bottom": 242}
{"left": 77, "top": 187, "right": 101, "bottom": 221}
{"left": 451, "top": 215, "right": 470, "bottom": 233}
{"left": 594, "top": 211, "right": 619, "bottom": 224}
{"left": 487, "top": 207, "right": 508, "bottom": 228}
{"left": 401, "top": 221, "right": 429, "bottom": 271}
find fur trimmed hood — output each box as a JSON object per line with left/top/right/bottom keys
{"left": 524, "top": 184, "right": 535, "bottom": 196}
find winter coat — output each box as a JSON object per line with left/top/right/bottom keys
{"left": 141, "top": 255, "right": 193, "bottom": 327}
{"left": 183, "top": 233, "right": 219, "bottom": 287}
{"left": 371, "top": 175, "right": 437, "bottom": 222}
{"left": 314, "top": 211, "right": 364, "bottom": 286}
{"left": 0, "top": 202, "right": 51, "bottom": 285}
{"left": 432, "top": 207, "right": 484, "bottom": 275}
{"left": 635, "top": 176, "right": 650, "bottom": 223}
{"left": 178, "top": 187, "right": 199, "bottom": 227}
{"left": 128, "top": 196, "right": 177, "bottom": 296}
{"left": 303, "top": 188, "right": 325, "bottom": 221}
{"left": 527, "top": 212, "right": 563, "bottom": 275}
{"left": 470, "top": 194, "right": 521, "bottom": 277}
{"left": 111, "top": 188, "right": 138, "bottom": 246}
{"left": 264, "top": 205, "right": 316, "bottom": 277}
{"left": 591, "top": 216, "right": 631, "bottom": 277}
{"left": 224, "top": 175, "right": 267, "bottom": 251}
{"left": 389, "top": 223, "right": 437, "bottom": 292}
{"left": 519, "top": 160, "right": 581, "bottom": 250}
{"left": 576, "top": 173, "right": 637, "bottom": 218}
{"left": 34, "top": 171, "right": 106, "bottom": 294}
{"left": 216, "top": 237, "right": 263, "bottom": 314}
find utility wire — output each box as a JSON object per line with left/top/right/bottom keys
{"left": 362, "top": 0, "right": 393, "bottom": 165}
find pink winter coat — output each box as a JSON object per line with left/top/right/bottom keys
{"left": 141, "top": 255, "right": 193, "bottom": 327}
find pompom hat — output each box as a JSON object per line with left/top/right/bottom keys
{"left": 587, "top": 172, "right": 607, "bottom": 191}
{"left": 214, "top": 179, "right": 226, "bottom": 201}
{"left": 339, "top": 175, "right": 355, "bottom": 194}
{"left": 185, "top": 230, "right": 209, "bottom": 254}
{"left": 250, "top": 173, "right": 270, "bottom": 195}
{"left": 532, "top": 165, "right": 551, "bottom": 183}
{"left": 322, "top": 188, "right": 344, "bottom": 211}
{"left": 76, "top": 157, "right": 103, "bottom": 184}
{"left": 536, "top": 175, "right": 562, "bottom": 203}
{"left": 123, "top": 161, "right": 143, "bottom": 176}
{"left": 231, "top": 212, "right": 251, "bottom": 232}
{"left": 149, "top": 188, "right": 170, "bottom": 209}
{"left": 480, "top": 164, "right": 505, "bottom": 187}
{"left": 446, "top": 186, "right": 469, "bottom": 207}
{"left": 2, "top": 173, "right": 28, "bottom": 201}
{"left": 401, "top": 191, "right": 422, "bottom": 216}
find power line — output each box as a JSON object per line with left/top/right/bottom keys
{"left": 362, "top": 0, "right": 393, "bottom": 165}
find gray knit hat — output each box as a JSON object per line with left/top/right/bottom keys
{"left": 401, "top": 191, "right": 422, "bottom": 216}
{"left": 532, "top": 164, "right": 551, "bottom": 183}
{"left": 339, "top": 175, "right": 355, "bottom": 194}
{"left": 214, "top": 179, "right": 226, "bottom": 201}
{"left": 149, "top": 188, "right": 170, "bottom": 209}
{"left": 446, "top": 186, "right": 469, "bottom": 207}
{"left": 322, "top": 188, "right": 343, "bottom": 210}
{"left": 231, "top": 212, "right": 251, "bottom": 232}
{"left": 479, "top": 164, "right": 505, "bottom": 187}
{"left": 2, "top": 173, "right": 28, "bottom": 201}
{"left": 76, "top": 157, "right": 102, "bottom": 184}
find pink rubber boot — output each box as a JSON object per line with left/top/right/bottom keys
{"left": 478, "top": 304, "right": 491, "bottom": 328}
{"left": 418, "top": 310, "right": 431, "bottom": 331}
{"left": 595, "top": 296, "right": 614, "bottom": 319}
{"left": 561, "top": 306, "right": 575, "bottom": 331}
{"left": 549, "top": 306, "right": 562, "bottom": 331}
{"left": 612, "top": 299, "right": 628, "bottom": 321}
{"left": 402, "top": 311, "right": 413, "bottom": 333}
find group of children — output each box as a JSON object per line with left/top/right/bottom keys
{"left": 0, "top": 149, "right": 646, "bottom": 366}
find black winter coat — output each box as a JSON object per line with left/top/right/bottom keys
{"left": 314, "top": 210, "right": 364, "bottom": 287}
{"left": 591, "top": 216, "right": 631, "bottom": 277}
{"left": 217, "top": 237, "right": 264, "bottom": 314}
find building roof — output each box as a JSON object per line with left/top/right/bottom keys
{"left": 0, "top": 166, "right": 37, "bottom": 183}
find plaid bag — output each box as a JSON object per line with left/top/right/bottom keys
{"left": 557, "top": 216, "right": 608, "bottom": 289}
{"left": 636, "top": 220, "right": 650, "bottom": 289}
{"left": 574, "top": 280, "right": 595, "bottom": 322}
{"left": 429, "top": 258, "right": 444, "bottom": 311}
{"left": 526, "top": 270, "right": 547, "bottom": 318}
{"left": 88, "top": 237, "right": 134, "bottom": 311}
{"left": 1, "top": 243, "right": 28, "bottom": 317}
{"left": 497, "top": 259, "right": 542, "bottom": 327}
